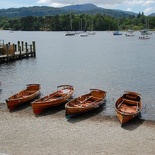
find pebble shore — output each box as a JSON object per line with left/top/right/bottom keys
{"left": 0, "top": 103, "right": 155, "bottom": 155}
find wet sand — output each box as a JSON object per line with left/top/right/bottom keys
{"left": 0, "top": 103, "right": 155, "bottom": 155}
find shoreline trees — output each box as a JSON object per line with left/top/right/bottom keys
{"left": 0, "top": 13, "right": 155, "bottom": 31}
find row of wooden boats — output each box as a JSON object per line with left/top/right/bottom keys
{"left": 5, "top": 84, "right": 142, "bottom": 126}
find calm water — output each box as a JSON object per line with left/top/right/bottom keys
{"left": 0, "top": 30, "right": 155, "bottom": 121}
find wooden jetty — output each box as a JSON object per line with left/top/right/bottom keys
{"left": 0, "top": 40, "right": 36, "bottom": 64}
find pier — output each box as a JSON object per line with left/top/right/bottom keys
{"left": 0, "top": 40, "right": 36, "bottom": 64}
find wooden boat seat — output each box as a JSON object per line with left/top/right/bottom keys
{"left": 26, "top": 91, "right": 36, "bottom": 94}
{"left": 117, "top": 98, "right": 139, "bottom": 114}
{"left": 69, "top": 102, "right": 81, "bottom": 107}
{"left": 123, "top": 98, "right": 139, "bottom": 105}
{"left": 125, "top": 94, "right": 139, "bottom": 101}
{"left": 118, "top": 104, "right": 137, "bottom": 114}
{"left": 59, "top": 89, "right": 70, "bottom": 94}
{"left": 69, "top": 95, "right": 103, "bottom": 108}
{"left": 118, "top": 102, "right": 139, "bottom": 114}
{"left": 88, "top": 96, "right": 102, "bottom": 101}
{"left": 81, "top": 101, "right": 92, "bottom": 107}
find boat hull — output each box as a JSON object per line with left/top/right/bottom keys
{"left": 115, "top": 91, "right": 142, "bottom": 126}
{"left": 116, "top": 110, "right": 140, "bottom": 125}
{"left": 65, "top": 89, "right": 106, "bottom": 118}
{"left": 31, "top": 85, "right": 74, "bottom": 115}
{"left": 65, "top": 101, "right": 103, "bottom": 118}
{"left": 6, "top": 84, "right": 41, "bottom": 111}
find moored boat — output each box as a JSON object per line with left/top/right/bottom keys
{"left": 64, "top": 31, "right": 76, "bottom": 36}
{"left": 65, "top": 89, "right": 106, "bottom": 118}
{"left": 31, "top": 85, "right": 74, "bottom": 115}
{"left": 125, "top": 29, "right": 135, "bottom": 37}
{"left": 80, "top": 32, "right": 89, "bottom": 37}
{"left": 113, "top": 30, "right": 122, "bottom": 35}
{"left": 140, "top": 29, "right": 152, "bottom": 35}
{"left": 6, "top": 84, "right": 41, "bottom": 111}
{"left": 115, "top": 91, "right": 142, "bottom": 126}
{"left": 139, "top": 35, "right": 150, "bottom": 39}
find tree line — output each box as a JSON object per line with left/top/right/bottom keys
{"left": 0, "top": 13, "right": 155, "bottom": 31}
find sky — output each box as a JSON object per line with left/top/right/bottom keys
{"left": 0, "top": 0, "right": 155, "bottom": 15}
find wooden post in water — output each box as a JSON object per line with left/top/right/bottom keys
{"left": 25, "top": 42, "right": 28, "bottom": 57}
{"left": 21, "top": 41, "right": 24, "bottom": 52}
{"left": 14, "top": 44, "right": 17, "bottom": 52}
{"left": 12, "top": 44, "right": 15, "bottom": 60}
{"left": 18, "top": 41, "right": 20, "bottom": 52}
{"left": 6, "top": 44, "right": 9, "bottom": 62}
{"left": 32, "top": 41, "right": 36, "bottom": 57}
{"left": 30, "top": 45, "right": 33, "bottom": 57}
{"left": 19, "top": 45, "right": 21, "bottom": 59}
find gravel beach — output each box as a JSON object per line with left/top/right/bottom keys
{"left": 0, "top": 103, "right": 155, "bottom": 155}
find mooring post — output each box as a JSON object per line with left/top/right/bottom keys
{"left": 21, "top": 41, "right": 24, "bottom": 51}
{"left": 14, "top": 44, "right": 17, "bottom": 52}
{"left": 18, "top": 41, "right": 20, "bottom": 51}
{"left": 19, "top": 46, "right": 21, "bottom": 58}
{"left": 32, "top": 41, "right": 36, "bottom": 57}
{"left": 12, "top": 44, "right": 15, "bottom": 60}
{"left": 6, "top": 44, "right": 9, "bottom": 62}
{"left": 30, "top": 45, "right": 33, "bottom": 57}
{"left": 25, "top": 42, "right": 28, "bottom": 57}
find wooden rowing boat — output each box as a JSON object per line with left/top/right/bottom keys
{"left": 115, "top": 91, "right": 142, "bottom": 126}
{"left": 6, "top": 84, "right": 41, "bottom": 111}
{"left": 31, "top": 85, "right": 74, "bottom": 115}
{"left": 65, "top": 89, "right": 106, "bottom": 118}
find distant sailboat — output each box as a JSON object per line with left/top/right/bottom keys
{"left": 64, "top": 13, "right": 76, "bottom": 36}
{"left": 125, "top": 29, "right": 135, "bottom": 37}
{"left": 113, "top": 30, "right": 122, "bottom": 35}
{"left": 80, "top": 33, "right": 89, "bottom": 37}
{"left": 113, "top": 18, "right": 122, "bottom": 35}
{"left": 75, "top": 18, "right": 84, "bottom": 34}
{"left": 80, "top": 17, "right": 89, "bottom": 37}
{"left": 88, "top": 21, "right": 95, "bottom": 35}
{"left": 140, "top": 17, "right": 152, "bottom": 35}
{"left": 139, "top": 35, "right": 150, "bottom": 39}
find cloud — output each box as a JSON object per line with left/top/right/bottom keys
{"left": 144, "top": 7, "right": 154, "bottom": 14}
{"left": 143, "top": 0, "right": 155, "bottom": 6}
{"left": 49, "top": 3, "right": 70, "bottom": 7}
{"left": 36, "top": 0, "right": 125, "bottom": 7}
{"left": 35, "top": 0, "right": 155, "bottom": 15}
{"left": 126, "top": 8, "right": 132, "bottom": 11}
{"left": 37, "top": 0, "right": 51, "bottom": 4}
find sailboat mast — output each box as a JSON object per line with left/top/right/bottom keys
{"left": 70, "top": 13, "right": 72, "bottom": 31}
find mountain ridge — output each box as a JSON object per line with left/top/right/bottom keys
{"left": 0, "top": 3, "right": 153, "bottom": 18}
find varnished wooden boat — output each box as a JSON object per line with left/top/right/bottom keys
{"left": 115, "top": 91, "right": 142, "bottom": 126}
{"left": 65, "top": 89, "right": 106, "bottom": 118}
{"left": 6, "top": 84, "right": 41, "bottom": 111}
{"left": 31, "top": 85, "right": 74, "bottom": 115}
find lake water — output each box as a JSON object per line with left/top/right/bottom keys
{"left": 0, "top": 30, "right": 155, "bottom": 121}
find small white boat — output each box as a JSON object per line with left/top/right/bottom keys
{"left": 64, "top": 31, "right": 76, "bottom": 36}
{"left": 113, "top": 30, "right": 122, "bottom": 35}
{"left": 125, "top": 29, "right": 135, "bottom": 37}
{"left": 140, "top": 30, "right": 152, "bottom": 35}
{"left": 87, "top": 31, "right": 95, "bottom": 35}
{"left": 139, "top": 35, "right": 150, "bottom": 39}
{"left": 126, "top": 33, "right": 135, "bottom": 37}
{"left": 80, "top": 32, "right": 89, "bottom": 37}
